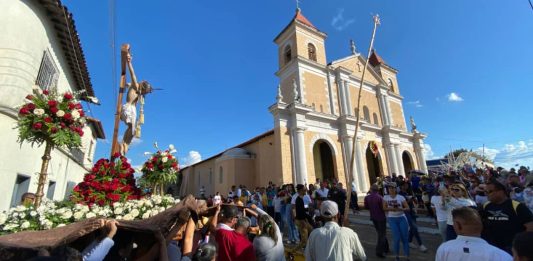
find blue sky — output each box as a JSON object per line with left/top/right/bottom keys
{"left": 65, "top": 1, "right": 533, "bottom": 169}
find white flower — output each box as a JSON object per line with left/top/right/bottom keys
{"left": 30, "top": 211, "right": 38, "bottom": 217}
{"left": 21, "top": 221, "right": 30, "bottom": 229}
{"left": 56, "top": 208, "right": 66, "bottom": 215}
{"left": 150, "top": 210, "right": 159, "bottom": 217}
{"left": 16, "top": 205, "right": 26, "bottom": 212}
{"left": 73, "top": 212, "right": 84, "bottom": 221}
{"left": 0, "top": 213, "right": 7, "bottom": 225}
{"left": 123, "top": 214, "right": 133, "bottom": 221}
{"left": 43, "top": 220, "right": 53, "bottom": 230}
{"left": 62, "top": 210, "right": 73, "bottom": 220}
{"left": 80, "top": 118, "right": 86, "bottom": 124}
{"left": 86, "top": 212, "right": 96, "bottom": 219}
{"left": 113, "top": 202, "right": 122, "bottom": 208}
{"left": 19, "top": 212, "right": 26, "bottom": 219}
{"left": 71, "top": 110, "right": 80, "bottom": 120}
{"left": 130, "top": 209, "right": 140, "bottom": 218}
{"left": 56, "top": 110, "right": 65, "bottom": 117}
{"left": 168, "top": 144, "right": 175, "bottom": 151}
{"left": 161, "top": 157, "right": 168, "bottom": 163}
{"left": 114, "top": 207, "right": 123, "bottom": 215}
{"left": 115, "top": 215, "right": 123, "bottom": 220}
{"left": 98, "top": 210, "right": 106, "bottom": 217}
{"left": 56, "top": 224, "right": 66, "bottom": 228}
{"left": 159, "top": 207, "right": 165, "bottom": 213}
{"left": 141, "top": 212, "right": 150, "bottom": 219}
{"left": 33, "top": 109, "right": 45, "bottom": 116}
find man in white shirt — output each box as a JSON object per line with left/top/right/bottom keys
{"left": 316, "top": 182, "right": 329, "bottom": 200}
{"left": 213, "top": 192, "right": 222, "bottom": 205}
{"left": 435, "top": 207, "right": 512, "bottom": 261}
{"left": 305, "top": 200, "right": 366, "bottom": 261}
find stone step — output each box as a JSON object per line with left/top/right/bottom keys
{"left": 348, "top": 210, "right": 439, "bottom": 235}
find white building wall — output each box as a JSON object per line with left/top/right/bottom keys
{"left": 0, "top": 0, "right": 96, "bottom": 211}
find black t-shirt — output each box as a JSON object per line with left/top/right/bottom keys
{"left": 480, "top": 199, "right": 533, "bottom": 253}
{"left": 295, "top": 196, "right": 308, "bottom": 220}
{"left": 328, "top": 188, "right": 347, "bottom": 208}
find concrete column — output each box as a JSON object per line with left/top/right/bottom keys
{"left": 384, "top": 96, "right": 393, "bottom": 126}
{"left": 413, "top": 135, "right": 428, "bottom": 173}
{"left": 344, "top": 80, "right": 353, "bottom": 115}
{"left": 294, "top": 127, "right": 308, "bottom": 185}
{"left": 355, "top": 139, "right": 367, "bottom": 192}
{"left": 341, "top": 135, "right": 354, "bottom": 177}
{"left": 337, "top": 79, "right": 347, "bottom": 115}
{"left": 387, "top": 143, "right": 399, "bottom": 176}
{"left": 395, "top": 144, "right": 405, "bottom": 176}
{"left": 378, "top": 94, "right": 390, "bottom": 125}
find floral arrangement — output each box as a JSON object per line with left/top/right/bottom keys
{"left": 17, "top": 86, "right": 86, "bottom": 148}
{"left": 140, "top": 144, "right": 179, "bottom": 196}
{"left": 370, "top": 141, "right": 379, "bottom": 158}
{"left": 0, "top": 195, "right": 178, "bottom": 235}
{"left": 71, "top": 153, "right": 143, "bottom": 207}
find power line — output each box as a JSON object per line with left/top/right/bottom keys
{"left": 109, "top": 0, "right": 118, "bottom": 103}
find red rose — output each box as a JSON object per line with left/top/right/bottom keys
{"left": 33, "top": 122, "right": 43, "bottom": 129}
{"left": 47, "top": 100, "right": 58, "bottom": 107}
{"left": 79, "top": 110, "right": 85, "bottom": 117}
{"left": 43, "top": 117, "right": 52, "bottom": 123}
{"left": 50, "top": 127, "right": 58, "bottom": 133}
{"left": 68, "top": 103, "right": 76, "bottom": 110}
{"left": 64, "top": 93, "right": 73, "bottom": 100}
{"left": 27, "top": 103, "right": 36, "bottom": 110}
{"left": 112, "top": 152, "right": 121, "bottom": 159}
{"left": 64, "top": 113, "right": 72, "bottom": 120}
{"left": 97, "top": 200, "right": 105, "bottom": 206}
{"left": 50, "top": 106, "right": 59, "bottom": 114}
{"left": 42, "top": 90, "right": 49, "bottom": 95}
{"left": 106, "top": 193, "right": 120, "bottom": 202}
{"left": 19, "top": 107, "right": 30, "bottom": 115}
{"left": 158, "top": 164, "right": 164, "bottom": 170}
{"left": 25, "top": 95, "right": 34, "bottom": 100}
{"left": 78, "top": 129, "right": 84, "bottom": 137}
{"left": 171, "top": 162, "right": 177, "bottom": 168}
{"left": 60, "top": 122, "right": 66, "bottom": 129}
{"left": 167, "top": 155, "right": 173, "bottom": 159}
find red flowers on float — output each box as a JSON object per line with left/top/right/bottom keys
{"left": 140, "top": 144, "right": 180, "bottom": 196}
{"left": 71, "top": 153, "right": 142, "bottom": 207}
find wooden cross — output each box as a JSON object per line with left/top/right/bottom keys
{"left": 296, "top": 0, "right": 300, "bottom": 10}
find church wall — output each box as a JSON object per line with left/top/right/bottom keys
{"left": 389, "top": 101, "right": 407, "bottom": 130}
{"left": 233, "top": 158, "right": 256, "bottom": 189}
{"left": 278, "top": 126, "right": 294, "bottom": 184}
{"left": 334, "top": 59, "right": 381, "bottom": 85}
{"left": 302, "top": 71, "right": 329, "bottom": 114}
{"left": 277, "top": 34, "right": 297, "bottom": 69}
{"left": 348, "top": 86, "right": 382, "bottom": 125}
{"left": 295, "top": 29, "right": 326, "bottom": 65}
{"left": 280, "top": 73, "right": 298, "bottom": 104}
{"left": 242, "top": 134, "right": 279, "bottom": 186}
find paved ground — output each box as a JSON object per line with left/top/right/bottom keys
{"left": 284, "top": 210, "right": 443, "bottom": 261}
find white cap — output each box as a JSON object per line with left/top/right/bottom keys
{"left": 320, "top": 200, "right": 339, "bottom": 218}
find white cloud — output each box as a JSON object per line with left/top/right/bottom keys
{"left": 130, "top": 138, "right": 142, "bottom": 147}
{"left": 476, "top": 140, "right": 533, "bottom": 169}
{"left": 423, "top": 144, "right": 438, "bottom": 160}
{"left": 407, "top": 100, "right": 423, "bottom": 108}
{"left": 447, "top": 92, "right": 464, "bottom": 102}
{"left": 473, "top": 147, "right": 500, "bottom": 161}
{"left": 181, "top": 151, "right": 202, "bottom": 167}
{"left": 331, "top": 8, "right": 355, "bottom": 31}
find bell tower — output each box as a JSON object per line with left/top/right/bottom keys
{"left": 273, "top": 8, "right": 328, "bottom": 105}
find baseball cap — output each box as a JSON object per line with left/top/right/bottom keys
{"left": 320, "top": 200, "right": 339, "bottom": 218}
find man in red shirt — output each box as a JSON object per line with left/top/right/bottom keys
{"left": 211, "top": 205, "right": 256, "bottom": 261}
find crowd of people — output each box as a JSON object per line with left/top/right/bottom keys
{"left": 363, "top": 166, "right": 533, "bottom": 261}
{"left": 24, "top": 165, "right": 533, "bottom": 261}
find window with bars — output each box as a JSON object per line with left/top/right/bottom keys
{"left": 35, "top": 50, "right": 59, "bottom": 90}
{"left": 308, "top": 43, "right": 317, "bottom": 62}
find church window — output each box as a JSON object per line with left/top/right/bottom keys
{"left": 388, "top": 78, "right": 396, "bottom": 92}
{"left": 284, "top": 45, "right": 292, "bottom": 65}
{"left": 36, "top": 50, "right": 59, "bottom": 90}
{"left": 219, "top": 167, "right": 223, "bottom": 184}
{"left": 373, "top": 113, "right": 379, "bottom": 125}
{"left": 363, "top": 106, "right": 370, "bottom": 121}
{"left": 308, "top": 43, "right": 317, "bottom": 62}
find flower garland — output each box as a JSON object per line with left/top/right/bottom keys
{"left": 141, "top": 144, "right": 179, "bottom": 196}
{"left": 17, "top": 86, "right": 86, "bottom": 148}
{"left": 71, "top": 153, "right": 142, "bottom": 207}
{"left": 0, "top": 195, "right": 179, "bottom": 235}
{"left": 370, "top": 141, "right": 379, "bottom": 158}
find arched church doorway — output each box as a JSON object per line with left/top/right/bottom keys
{"left": 402, "top": 151, "right": 414, "bottom": 175}
{"left": 366, "top": 143, "right": 382, "bottom": 185}
{"left": 312, "top": 140, "right": 335, "bottom": 182}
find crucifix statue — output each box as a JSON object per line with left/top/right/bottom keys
{"left": 111, "top": 44, "right": 153, "bottom": 156}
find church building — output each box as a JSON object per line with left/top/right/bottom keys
{"left": 178, "top": 9, "right": 428, "bottom": 197}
